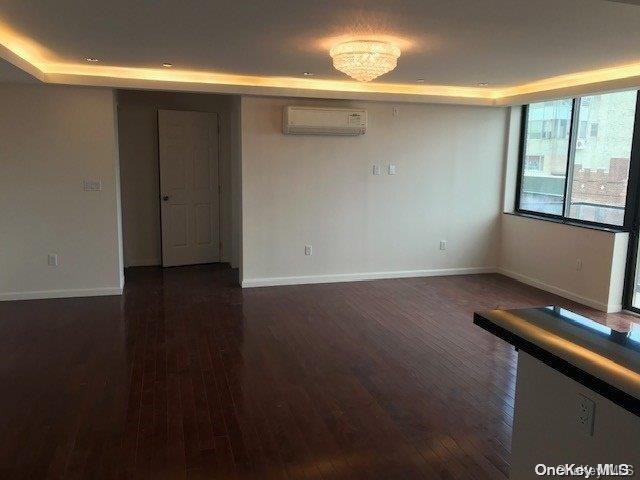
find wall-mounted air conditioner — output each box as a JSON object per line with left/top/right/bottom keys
{"left": 283, "top": 106, "right": 367, "bottom": 136}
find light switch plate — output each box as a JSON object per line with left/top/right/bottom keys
{"left": 47, "top": 253, "right": 59, "bottom": 266}
{"left": 388, "top": 164, "right": 397, "bottom": 175}
{"left": 373, "top": 165, "right": 381, "bottom": 175}
{"left": 83, "top": 180, "right": 102, "bottom": 191}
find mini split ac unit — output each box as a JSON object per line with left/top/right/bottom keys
{"left": 283, "top": 106, "right": 367, "bottom": 136}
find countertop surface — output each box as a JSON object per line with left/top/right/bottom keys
{"left": 474, "top": 306, "right": 640, "bottom": 415}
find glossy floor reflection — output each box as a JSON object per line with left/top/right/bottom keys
{"left": 2, "top": 264, "right": 629, "bottom": 479}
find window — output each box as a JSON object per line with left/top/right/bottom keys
{"left": 558, "top": 119, "right": 568, "bottom": 139}
{"left": 518, "top": 99, "right": 572, "bottom": 215}
{"left": 524, "top": 155, "right": 544, "bottom": 172}
{"left": 578, "top": 120, "right": 588, "bottom": 139}
{"left": 528, "top": 120, "right": 542, "bottom": 139}
{"left": 517, "top": 90, "right": 638, "bottom": 227}
{"left": 567, "top": 91, "right": 637, "bottom": 226}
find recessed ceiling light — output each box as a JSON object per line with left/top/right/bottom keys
{"left": 302, "top": 72, "right": 314, "bottom": 76}
{"left": 162, "top": 63, "right": 173, "bottom": 68}
{"left": 85, "top": 57, "right": 99, "bottom": 63}
{"left": 416, "top": 78, "right": 425, "bottom": 83}
{"left": 478, "top": 82, "right": 489, "bottom": 87}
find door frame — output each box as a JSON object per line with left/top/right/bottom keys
{"left": 157, "top": 109, "right": 223, "bottom": 267}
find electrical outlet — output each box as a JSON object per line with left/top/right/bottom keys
{"left": 373, "top": 165, "right": 381, "bottom": 175}
{"left": 47, "top": 253, "right": 59, "bottom": 266}
{"left": 388, "top": 164, "right": 397, "bottom": 175}
{"left": 576, "top": 259, "right": 582, "bottom": 271}
{"left": 577, "top": 394, "right": 595, "bottom": 436}
{"left": 439, "top": 240, "right": 447, "bottom": 251}
{"left": 305, "top": 245, "right": 313, "bottom": 256}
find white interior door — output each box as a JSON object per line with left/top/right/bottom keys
{"left": 158, "top": 110, "right": 220, "bottom": 267}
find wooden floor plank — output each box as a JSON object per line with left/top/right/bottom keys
{"left": 0, "top": 264, "right": 634, "bottom": 479}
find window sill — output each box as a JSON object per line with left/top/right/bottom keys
{"left": 504, "top": 211, "right": 629, "bottom": 234}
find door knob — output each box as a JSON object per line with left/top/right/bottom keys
{"left": 162, "top": 195, "right": 170, "bottom": 201}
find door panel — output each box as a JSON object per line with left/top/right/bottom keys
{"left": 168, "top": 205, "right": 188, "bottom": 247}
{"left": 163, "top": 144, "right": 186, "bottom": 190}
{"left": 194, "top": 143, "right": 211, "bottom": 189}
{"left": 195, "top": 204, "right": 213, "bottom": 245}
{"left": 159, "top": 110, "right": 220, "bottom": 267}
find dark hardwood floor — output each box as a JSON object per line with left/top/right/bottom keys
{"left": 0, "top": 265, "right": 634, "bottom": 479}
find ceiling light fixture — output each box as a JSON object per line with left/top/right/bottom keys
{"left": 85, "top": 57, "right": 99, "bottom": 63}
{"left": 416, "top": 78, "right": 425, "bottom": 83}
{"left": 478, "top": 82, "right": 489, "bottom": 87}
{"left": 162, "top": 63, "right": 173, "bottom": 68}
{"left": 302, "top": 72, "right": 314, "bottom": 76}
{"left": 330, "top": 40, "right": 401, "bottom": 82}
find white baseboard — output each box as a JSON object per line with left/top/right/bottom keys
{"left": 243, "top": 266, "right": 619, "bottom": 313}
{"left": 0, "top": 267, "right": 616, "bottom": 312}
{"left": 125, "top": 258, "right": 161, "bottom": 267}
{"left": 496, "top": 267, "right": 614, "bottom": 312}
{"left": 0, "top": 286, "right": 123, "bottom": 302}
{"left": 241, "top": 266, "right": 496, "bottom": 288}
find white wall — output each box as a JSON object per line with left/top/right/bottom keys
{"left": 230, "top": 96, "right": 242, "bottom": 273}
{"left": 511, "top": 352, "right": 640, "bottom": 479}
{"left": 498, "top": 104, "right": 629, "bottom": 313}
{"left": 0, "top": 84, "right": 123, "bottom": 300}
{"left": 116, "top": 90, "right": 240, "bottom": 268}
{"left": 608, "top": 231, "right": 629, "bottom": 309}
{"left": 501, "top": 106, "right": 522, "bottom": 212}
{"left": 240, "top": 96, "right": 508, "bottom": 286}
{"left": 499, "top": 214, "right": 628, "bottom": 312}
{"left": 0, "top": 83, "right": 629, "bottom": 308}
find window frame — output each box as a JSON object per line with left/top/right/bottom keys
{"left": 514, "top": 92, "right": 640, "bottom": 232}
{"left": 622, "top": 94, "right": 640, "bottom": 314}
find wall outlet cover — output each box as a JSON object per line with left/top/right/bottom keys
{"left": 577, "top": 394, "right": 595, "bottom": 436}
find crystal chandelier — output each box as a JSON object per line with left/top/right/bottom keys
{"left": 330, "top": 40, "right": 401, "bottom": 82}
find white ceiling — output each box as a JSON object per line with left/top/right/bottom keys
{"left": 0, "top": 0, "right": 639, "bottom": 103}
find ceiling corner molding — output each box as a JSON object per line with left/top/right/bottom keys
{"left": 2, "top": 30, "right": 640, "bottom": 107}
{"left": 0, "top": 43, "right": 44, "bottom": 82}
{"left": 41, "top": 69, "right": 499, "bottom": 106}
{"left": 495, "top": 73, "right": 640, "bottom": 106}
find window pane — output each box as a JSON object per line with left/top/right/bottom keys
{"left": 519, "top": 99, "right": 573, "bottom": 215}
{"left": 567, "top": 90, "right": 637, "bottom": 226}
